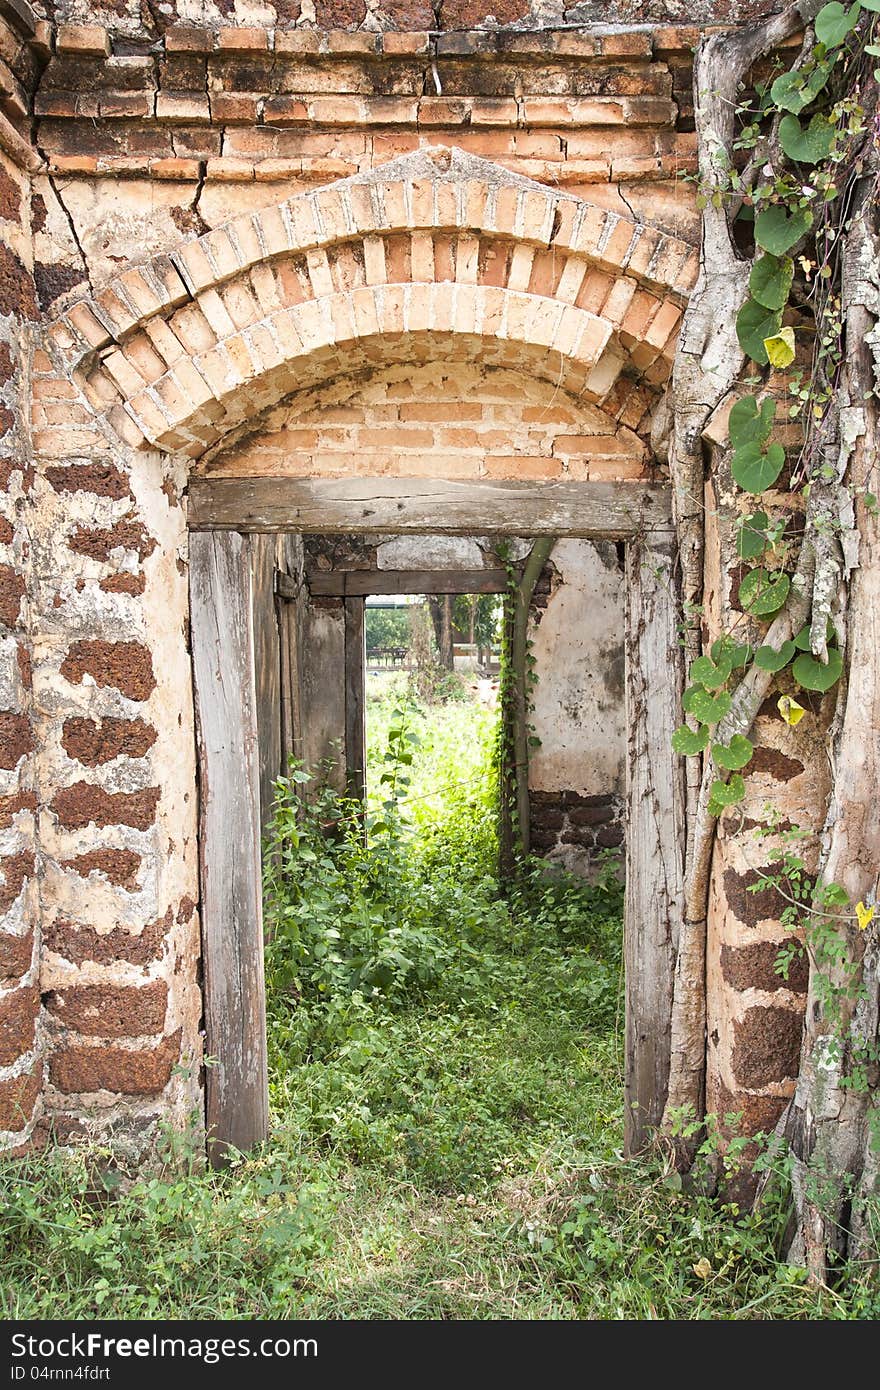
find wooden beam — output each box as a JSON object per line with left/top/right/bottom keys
{"left": 189, "top": 531, "right": 269, "bottom": 1166}
{"left": 623, "top": 536, "right": 686, "bottom": 1155}
{"left": 308, "top": 568, "right": 512, "bottom": 597}
{"left": 188, "top": 477, "right": 673, "bottom": 538}
{"left": 344, "top": 596, "right": 366, "bottom": 801}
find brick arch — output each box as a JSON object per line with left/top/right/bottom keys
{"left": 46, "top": 148, "right": 698, "bottom": 459}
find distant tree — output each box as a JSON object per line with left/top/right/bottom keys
{"left": 365, "top": 607, "right": 410, "bottom": 654}
{"left": 453, "top": 594, "right": 501, "bottom": 652}
{"left": 427, "top": 594, "right": 455, "bottom": 670}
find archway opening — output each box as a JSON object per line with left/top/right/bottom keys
{"left": 258, "top": 533, "right": 628, "bottom": 1200}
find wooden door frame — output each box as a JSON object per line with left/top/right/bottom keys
{"left": 189, "top": 478, "right": 685, "bottom": 1162}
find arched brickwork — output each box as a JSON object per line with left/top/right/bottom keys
{"left": 43, "top": 149, "right": 697, "bottom": 459}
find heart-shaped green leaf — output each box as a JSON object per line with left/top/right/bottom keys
{"left": 779, "top": 113, "right": 836, "bottom": 164}
{"left": 755, "top": 205, "right": 814, "bottom": 256}
{"left": 793, "top": 617, "right": 837, "bottom": 651}
{"left": 690, "top": 654, "right": 733, "bottom": 689}
{"left": 672, "top": 723, "right": 711, "bottom": 756}
{"left": 749, "top": 255, "right": 794, "bottom": 310}
{"left": 736, "top": 511, "right": 770, "bottom": 559}
{"left": 712, "top": 734, "right": 754, "bottom": 771}
{"left": 754, "top": 640, "right": 796, "bottom": 671}
{"left": 764, "top": 326, "right": 796, "bottom": 368}
{"left": 860, "top": 0, "right": 880, "bottom": 11}
{"left": 814, "top": 1, "right": 860, "bottom": 49}
{"left": 682, "top": 686, "right": 733, "bottom": 724}
{"left": 770, "top": 58, "right": 835, "bottom": 113}
{"left": 710, "top": 635, "right": 751, "bottom": 667}
{"left": 739, "top": 568, "right": 791, "bottom": 616}
{"left": 792, "top": 646, "right": 843, "bottom": 692}
{"left": 732, "top": 441, "right": 786, "bottom": 494}
{"left": 736, "top": 298, "right": 783, "bottom": 364}
{"left": 728, "top": 396, "right": 776, "bottom": 449}
{"left": 708, "top": 774, "right": 746, "bottom": 816}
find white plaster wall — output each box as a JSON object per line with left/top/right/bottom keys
{"left": 528, "top": 539, "right": 625, "bottom": 798}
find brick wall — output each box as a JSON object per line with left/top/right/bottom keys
{"left": 209, "top": 357, "right": 651, "bottom": 482}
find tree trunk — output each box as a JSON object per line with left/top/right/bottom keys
{"left": 665, "top": 0, "right": 880, "bottom": 1277}
{"left": 427, "top": 594, "right": 454, "bottom": 670}
{"left": 784, "top": 198, "right": 880, "bottom": 1278}
{"left": 663, "top": 2, "right": 826, "bottom": 1135}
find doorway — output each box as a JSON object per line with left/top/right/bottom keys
{"left": 189, "top": 478, "right": 684, "bottom": 1165}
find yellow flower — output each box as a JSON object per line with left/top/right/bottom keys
{"left": 856, "top": 901, "right": 875, "bottom": 932}
{"left": 777, "top": 694, "right": 806, "bottom": 726}
{"left": 693, "top": 1257, "right": 712, "bottom": 1279}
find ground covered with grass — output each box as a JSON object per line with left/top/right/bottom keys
{"left": 1, "top": 679, "right": 876, "bottom": 1319}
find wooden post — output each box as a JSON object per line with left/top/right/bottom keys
{"left": 512, "top": 538, "right": 556, "bottom": 860}
{"left": 498, "top": 590, "right": 517, "bottom": 881}
{"left": 190, "top": 530, "right": 269, "bottom": 1165}
{"left": 623, "top": 536, "right": 686, "bottom": 1153}
{"left": 248, "top": 534, "right": 282, "bottom": 832}
{"left": 344, "top": 596, "right": 366, "bottom": 801}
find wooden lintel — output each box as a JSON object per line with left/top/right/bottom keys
{"left": 307, "top": 568, "right": 512, "bottom": 597}
{"left": 188, "top": 477, "right": 673, "bottom": 538}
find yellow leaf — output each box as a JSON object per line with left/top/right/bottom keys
{"left": 856, "top": 901, "right": 875, "bottom": 931}
{"left": 777, "top": 694, "right": 806, "bottom": 726}
{"left": 763, "top": 325, "right": 796, "bottom": 368}
{"left": 693, "top": 1257, "right": 712, "bottom": 1279}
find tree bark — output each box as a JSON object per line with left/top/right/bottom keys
{"left": 785, "top": 197, "right": 880, "bottom": 1278}
{"left": 428, "top": 594, "right": 455, "bottom": 670}
{"left": 662, "top": 0, "right": 828, "bottom": 1138}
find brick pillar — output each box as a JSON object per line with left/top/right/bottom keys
{"left": 0, "top": 157, "right": 42, "bottom": 1149}
{"left": 30, "top": 403, "right": 203, "bottom": 1155}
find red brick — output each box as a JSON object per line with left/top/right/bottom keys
{"left": 0, "top": 563, "right": 24, "bottom": 628}
{"left": 0, "top": 711, "right": 33, "bottom": 769}
{"left": 60, "top": 849, "right": 142, "bottom": 890}
{"left": 164, "top": 26, "right": 215, "bottom": 53}
{"left": 0, "top": 929, "right": 33, "bottom": 982}
{"left": 0, "top": 852, "right": 33, "bottom": 913}
{"left": 56, "top": 25, "right": 109, "bottom": 57}
{"left": 45, "top": 982, "right": 167, "bottom": 1038}
{"left": 60, "top": 642, "right": 156, "bottom": 703}
{"left": 217, "top": 27, "right": 268, "bottom": 50}
{"left": 50, "top": 783, "right": 160, "bottom": 833}
{"left": 49, "top": 1030, "right": 182, "bottom": 1096}
{"left": 62, "top": 716, "right": 157, "bottom": 766}
{"left": 0, "top": 984, "right": 38, "bottom": 1065}
{"left": 44, "top": 914, "right": 170, "bottom": 968}
{"left": 0, "top": 1063, "right": 41, "bottom": 1131}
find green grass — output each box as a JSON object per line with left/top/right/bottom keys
{"left": 1, "top": 683, "right": 877, "bottom": 1320}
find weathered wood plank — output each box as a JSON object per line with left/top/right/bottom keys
{"left": 309, "top": 568, "right": 511, "bottom": 597}
{"left": 623, "top": 536, "right": 686, "bottom": 1154}
{"left": 188, "top": 478, "right": 673, "bottom": 538}
{"left": 190, "top": 530, "right": 269, "bottom": 1165}
{"left": 248, "top": 534, "right": 281, "bottom": 832}
{"left": 279, "top": 534, "right": 305, "bottom": 770}
{"left": 344, "top": 596, "right": 366, "bottom": 801}
{"left": 299, "top": 594, "right": 347, "bottom": 791}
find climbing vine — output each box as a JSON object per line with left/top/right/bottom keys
{"left": 662, "top": 0, "right": 880, "bottom": 1238}
{"left": 672, "top": 1, "right": 878, "bottom": 820}
{"left": 495, "top": 539, "right": 556, "bottom": 877}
